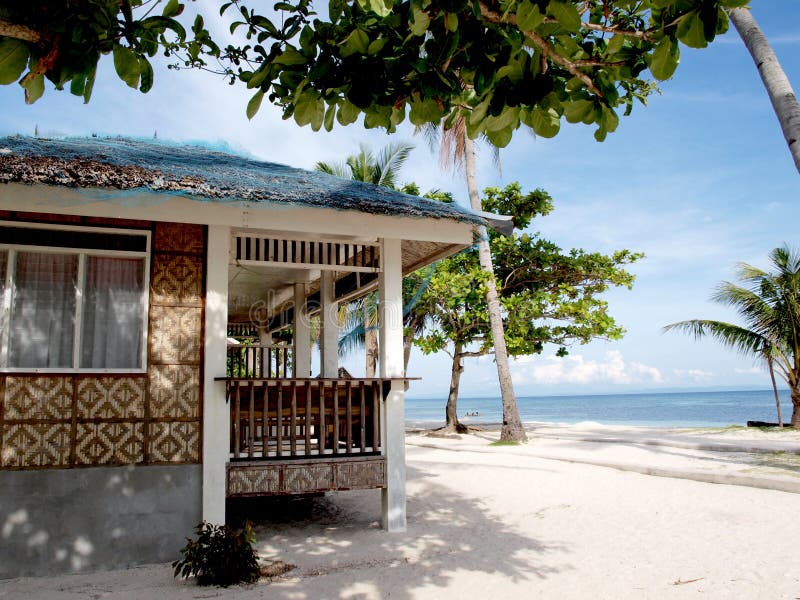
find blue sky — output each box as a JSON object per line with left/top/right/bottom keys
{"left": 1, "top": 1, "right": 797, "bottom": 399}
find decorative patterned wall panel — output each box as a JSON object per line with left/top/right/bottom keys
{"left": 335, "top": 459, "right": 386, "bottom": 489}
{"left": 0, "top": 220, "right": 206, "bottom": 470}
{"left": 76, "top": 377, "right": 146, "bottom": 419}
{"left": 153, "top": 222, "right": 205, "bottom": 254}
{"left": 283, "top": 463, "right": 333, "bottom": 493}
{"left": 227, "top": 465, "right": 280, "bottom": 496}
{"left": 149, "top": 306, "right": 202, "bottom": 364}
{"left": 74, "top": 422, "right": 144, "bottom": 466}
{"left": 1, "top": 423, "right": 71, "bottom": 468}
{"left": 226, "top": 457, "right": 387, "bottom": 497}
{"left": 148, "top": 365, "right": 200, "bottom": 419}
{"left": 148, "top": 421, "right": 200, "bottom": 463}
{"left": 3, "top": 377, "right": 73, "bottom": 421}
{"left": 150, "top": 255, "right": 203, "bottom": 306}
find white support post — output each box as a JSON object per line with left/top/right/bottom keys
{"left": 202, "top": 225, "right": 230, "bottom": 524}
{"left": 294, "top": 282, "right": 311, "bottom": 378}
{"left": 379, "top": 237, "right": 406, "bottom": 532}
{"left": 320, "top": 271, "right": 339, "bottom": 378}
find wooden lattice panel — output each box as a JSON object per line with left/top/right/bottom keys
{"left": 149, "top": 306, "right": 202, "bottom": 364}
{"left": 1, "top": 423, "right": 71, "bottom": 468}
{"left": 148, "top": 421, "right": 200, "bottom": 463}
{"left": 283, "top": 463, "right": 333, "bottom": 493}
{"left": 3, "top": 377, "right": 73, "bottom": 421}
{"left": 148, "top": 365, "right": 199, "bottom": 419}
{"left": 153, "top": 222, "right": 205, "bottom": 254}
{"left": 335, "top": 459, "right": 387, "bottom": 489}
{"left": 150, "top": 254, "right": 203, "bottom": 306}
{"left": 227, "top": 465, "right": 280, "bottom": 496}
{"left": 76, "top": 377, "right": 146, "bottom": 419}
{"left": 74, "top": 422, "right": 144, "bottom": 465}
{"left": 226, "top": 457, "right": 387, "bottom": 497}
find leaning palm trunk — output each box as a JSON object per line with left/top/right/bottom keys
{"left": 792, "top": 382, "right": 800, "bottom": 428}
{"left": 464, "top": 137, "right": 526, "bottom": 441}
{"left": 728, "top": 7, "right": 800, "bottom": 174}
{"left": 767, "top": 356, "right": 783, "bottom": 427}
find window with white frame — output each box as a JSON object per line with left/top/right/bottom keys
{"left": 0, "top": 223, "right": 150, "bottom": 371}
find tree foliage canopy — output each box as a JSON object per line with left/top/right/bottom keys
{"left": 413, "top": 182, "right": 642, "bottom": 360}
{"left": 0, "top": 0, "right": 748, "bottom": 144}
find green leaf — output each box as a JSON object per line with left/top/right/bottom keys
{"left": 162, "top": 0, "right": 182, "bottom": 17}
{"left": 528, "top": 107, "right": 560, "bottom": 138}
{"left": 409, "top": 96, "right": 442, "bottom": 125}
{"left": 357, "top": 0, "right": 392, "bottom": 17}
{"left": 247, "top": 90, "right": 264, "bottom": 119}
{"left": 445, "top": 13, "right": 458, "bottom": 32}
{"left": 294, "top": 91, "right": 325, "bottom": 128}
{"left": 515, "top": 1, "right": 544, "bottom": 32}
{"left": 337, "top": 99, "right": 361, "bottom": 125}
{"left": 367, "top": 38, "right": 388, "bottom": 55}
{"left": 323, "top": 104, "right": 335, "bottom": 131}
{"left": 563, "top": 99, "right": 594, "bottom": 124}
{"left": 486, "top": 126, "right": 513, "bottom": 147}
{"left": 547, "top": 0, "right": 581, "bottom": 32}
{"left": 0, "top": 38, "right": 30, "bottom": 85}
{"left": 484, "top": 106, "right": 519, "bottom": 132}
{"left": 410, "top": 7, "right": 430, "bottom": 36}
{"left": 113, "top": 46, "right": 141, "bottom": 89}
{"left": 605, "top": 34, "right": 625, "bottom": 56}
{"left": 139, "top": 57, "right": 154, "bottom": 93}
{"left": 247, "top": 66, "right": 269, "bottom": 89}
{"left": 82, "top": 66, "right": 97, "bottom": 103}
{"left": 272, "top": 47, "right": 308, "bottom": 65}
{"left": 649, "top": 37, "right": 679, "bottom": 81}
{"left": 676, "top": 11, "right": 708, "bottom": 49}
{"left": 340, "top": 29, "right": 370, "bottom": 57}
{"left": 21, "top": 74, "right": 44, "bottom": 104}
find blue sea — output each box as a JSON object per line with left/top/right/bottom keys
{"left": 405, "top": 389, "right": 793, "bottom": 428}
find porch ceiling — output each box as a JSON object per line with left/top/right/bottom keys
{"left": 227, "top": 238, "right": 468, "bottom": 323}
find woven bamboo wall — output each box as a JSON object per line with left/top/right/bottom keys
{"left": 0, "top": 215, "right": 206, "bottom": 469}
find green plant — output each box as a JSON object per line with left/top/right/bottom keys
{"left": 173, "top": 521, "right": 260, "bottom": 587}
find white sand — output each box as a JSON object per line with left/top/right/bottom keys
{"left": 3, "top": 423, "right": 800, "bottom": 599}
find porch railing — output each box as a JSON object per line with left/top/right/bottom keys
{"left": 226, "top": 344, "right": 293, "bottom": 378}
{"left": 223, "top": 378, "right": 386, "bottom": 460}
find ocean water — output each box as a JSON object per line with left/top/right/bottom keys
{"left": 405, "top": 389, "right": 794, "bottom": 428}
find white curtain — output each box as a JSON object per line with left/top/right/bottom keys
{"left": 9, "top": 252, "right": 77, "bottom": 368}
{"left": 81, "top": 256, "right": 145, "bottom": 369}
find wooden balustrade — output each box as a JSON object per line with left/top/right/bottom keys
{"left": 223, "top": 378, "right": 386, "bottom": 460}
{"left": 226, "top": 344, "right": 293, "bottom": 378}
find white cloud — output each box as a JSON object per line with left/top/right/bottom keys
{"left": 510, "top": 351, "right": 663, "bottom": 386}
{"left": 672, "top": 368, "right": 714, "bottom": 382}
{"left": 734, "top": 366, "right": 765, "bottom": 375}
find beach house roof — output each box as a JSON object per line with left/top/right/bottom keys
{"left": 0, "top": 136, "right": 489, "bottom": 226}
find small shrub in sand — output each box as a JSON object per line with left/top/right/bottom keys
{"left": 173, "top": 521, "right": 260, "bottom": 586}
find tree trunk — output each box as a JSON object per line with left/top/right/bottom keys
{"left": 463, "top": 137, "right": 526, "bottom": 442}
{"left": 365, "top": 325, "right": 378, "bottom": 378}
{"left": 791, "top": 381, "right": 800, "bottom": 428}
{"left": 728, "top": 7, "right": 800, "bottom": 174}
{"left": 767, "top": 356, "right": 783, "bottom": 427}
{"left": 445, "top": 344, "right": 467, "bottom": 432}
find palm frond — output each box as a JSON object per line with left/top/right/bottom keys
{"left": 314, "top": 160, "right": 352, "bottom": 179}
{"left": 663, "top": 319, "right": 767, "bottom": 356}
{"left": 375, "top": 142, "right": 414, "bottom": 188}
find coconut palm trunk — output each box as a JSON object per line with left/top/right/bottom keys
{"left": 767, "top": 355, "right": 783, "bottom": 426}
{"left": 464, "top": 137, "right": 526, "bottom": 441}
{"left": 728, "top": 7, "right": 800, "bottom": 174}
{"left": 446, "top": 343, "right": 467, "bottom": 432}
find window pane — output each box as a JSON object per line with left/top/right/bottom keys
{"left": 9, "top": 252, "right": 78, "bottom": 368}
{"left": 81, "top": 257, "right": 145, "bottom": 369}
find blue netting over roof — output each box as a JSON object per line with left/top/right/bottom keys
{"left": 0, "top": 136, "right": 484, "bottom": 225}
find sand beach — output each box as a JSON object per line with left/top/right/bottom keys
{"left": 2, "top": 423, "right": 799, "bottom": 599}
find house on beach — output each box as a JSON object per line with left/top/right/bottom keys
{"left": 0, "top": 136, "right": 491, "bottom": 577}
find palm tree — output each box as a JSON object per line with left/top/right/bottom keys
{"left": 728, "top": 7, "right": 800, "bottom": 174}
{"left": 418, "top": 119, "right": 527, "bottom": 441}
{"left": 664, "top": 245, "right": 800, "bottom": 427}
{"left": 315, "top": 141, "right": 414, "bottom": 377}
